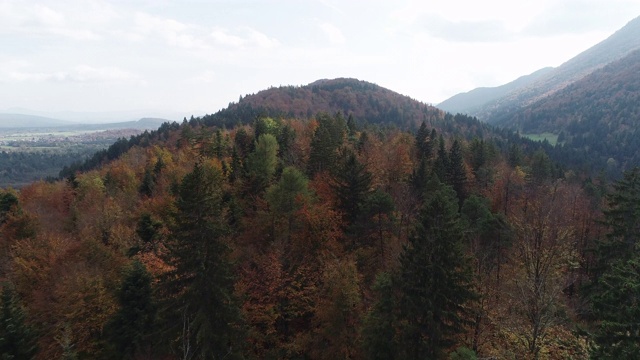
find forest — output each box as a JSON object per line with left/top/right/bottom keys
{"left": 0, "top": 110, "right": 637, "bottom": 360}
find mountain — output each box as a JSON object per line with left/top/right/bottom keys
{"left": 205, "top": 78, "right": 446, "bottom": 130}
{"left": 0, "top": 113, "right": 74, "bottom": 128}
{"left": 439, "top": 16, "right": 640, "bottom": 122}
{"left": 494, "top": 48, "right": 640, "bottom": 172}
{"left": 437, "top": 67, "right": 553, "bottom": 114}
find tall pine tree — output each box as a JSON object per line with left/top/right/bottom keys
{"left": 0, "top": 284, "right": 37, "bottom": 360}
{"left": 162, "top": 162, "right": 243, "bottom": 359}
{"left": 397, "top": 178, "right": 476, "bottom": 359}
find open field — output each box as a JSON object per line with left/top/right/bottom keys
{"left": 522, "top": 132, "right": 559, "bottom": 146}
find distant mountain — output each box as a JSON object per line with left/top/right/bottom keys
{"left": 492, "top": 48, "right": 640, "bottom": 172}
{"left": 437, "top": 67, "right": 553, "bottom": 114}
{"left": 439, "top": 16, "right": 640, "bottom": 122}
{"left": 0, "top": 115, "right": 168, "bottom": 131}
{"left": 0, "top": 113, "right": 73, "bottom": 128}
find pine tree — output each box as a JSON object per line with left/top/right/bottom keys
{"left": 0, "top": 284, "right": 37, "bottom": 360}
{"left": 589, "top": 168, "right": 640, "bottom": 358}
{"left": 397, "top": 178, "right": 476, "bottom": 359}
{"left": 433, "top": 135, "right": 449, "bottom": 183}
{"left": 332, "top": 149, "right": 373, "bottom": 228}
{"left": 247, "top": 134, "right": 279, "bottom": 194}
{"left": 361, "top": 272, "right": 397, "bottom": 360}
{"left": 447, "top": 139, "right": 468, "bottom": 206}
{"left": 104, "top": 260, "right": 156, "bottom": 359}
{"left": 307, "top": 113, "right": 346, "bottom": 176}
{"left": 162, "top": 162, "right": 243, "bottom": 359}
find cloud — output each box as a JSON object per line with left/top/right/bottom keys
{"left": 320, "top": 23, "right": 346, "bottom": 45}
{"left": 523, "top": 0, "right": 640, "bottom": 36}
{"left": 419, "top": 15, "right": 513, "bottom": 43}
{"left": 210, "top": 27, "right": 279, "bottom": 49}
{"left": 7, "top": 65, "right": 140, "bottom": 83}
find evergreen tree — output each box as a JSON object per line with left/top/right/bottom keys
{"left": 308, "top": 113, "right": 346, "bottom": 176}
{"left": 447, "top": 139, "right": 468, "bottom": 206}
{"left": 104, "top": 261, "right": 156, "bottom": 359}
{"left": 433, "top": 135, "right": 449, "bottom": 183}
{"left": 332, "top": 150, "right": 373, "bottom": 228}
{"left": 162, "top": 162, "right": 243, "bottom": 359}
{"left": 247, "top": 134, "right": 279, "bottom": 194}
{"left": 397, "top": 178, "right": 476, "bottom": 359}
{"left": 361, "top": 272, "right": 397, "bottom": 360}
{"left": 589, "top": 168, "right": 640, "bottom": 358}
{"left": 0, "top": 284, "right": 37, "bottom": 360}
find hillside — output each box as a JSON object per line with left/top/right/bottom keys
{"left": 492, "top": 48, "right": 640, "bottom": 172}
{"left": 204, "top": 78, "right": 445, "bottom": 130}
{"left": 437, "top": 67, "right": 553, "bottom": 114}
{"left": 439, "top": 15, "right": 640, "bottom": 122}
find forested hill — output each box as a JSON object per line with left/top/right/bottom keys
{"left": 493, "top": 48, "right": 640, "bottom": 173}
{"left": 204, "top": 78, "right": 444, "bottom": 130}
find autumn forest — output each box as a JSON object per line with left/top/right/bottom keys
{"left": 1, "top": 91, "right": 639, "bottom": 360}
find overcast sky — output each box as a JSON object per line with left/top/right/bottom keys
{"left": 1, "top": 0, "right": 640, "bottom": 121}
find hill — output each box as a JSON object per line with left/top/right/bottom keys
{"left": 204, "top": 78, "right": 445, "bottom": 130}
{"left": 0, "top": 113, "right": 73, "bottom": 128}
{"left": 439, "top": 16, "right": 640, "bottom": 121}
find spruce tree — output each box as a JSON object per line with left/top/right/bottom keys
{"left": 448, "top": 139, "right": 468, "bottom": 206}
{"left": 589, "top": 168, "right": 640, "bottom": 358}
{"left": 163, "top": 162, "right": 243, "bottom": 359}
{"left": 361, "top": 272, "right": 397, "bottom": 360}
{"left": 0, "top": 284, "right": 37, "bottom": 360}
{"left": 332, "top": 149, "right": 373, "bottom": 227}
{"left": 105, "top": 261, "right": 156, "bottom": 359}
{"left": 397, "top": 178, "right": 476, "bottom": 359}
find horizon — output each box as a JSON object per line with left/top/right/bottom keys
{"left": 2, "top": 0, "right": 639, "bottom": 121}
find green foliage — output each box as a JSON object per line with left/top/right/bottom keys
{"left": 397, "top": 178, "right": 476, "bottom": 359}
{"left": 307, "top": 113, "right": 346, "bottom": 176}
{"left": 447, "top": 139, "right": 467, "bottom": 205}
{"left": 449, "top": 346, "right": 477, "bottom": 360}
{"left": 163, "top": 162, "right": 243, "bottom": 359}
{"left": 0, "top": 191, "right": 18, "bottom": 225}
{"left": 248, "top": 134, "right": 279, "bottom": 193}
{"left": 0, "top": 284, "right": 37, "bottom": 360}
{"left": 589, "top": 168, "right": 640, "bottom": 358}
{"left": 361, "top": 272, "right": 397, "bottom": 360}
{"left": 104, "top": 261, "right": 156, "bottom": 359}
{"left": 332, "top": 149, "right": 372, "bottom": 228}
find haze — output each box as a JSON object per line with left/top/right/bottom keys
{"left": 1, "top": 0, "right": 639, "bottom": 121}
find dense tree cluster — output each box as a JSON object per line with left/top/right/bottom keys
{"left": 0, "top": 105, "right": 634, "bottom": 360}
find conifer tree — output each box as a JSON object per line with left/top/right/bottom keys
{"left": 332, "top": 149, "right": 372, "bottom": 227}
{"left": 397, "top": 178, "right": 476, "bottom": 359}
{"left": 589, "top": 168, "right": 640, "bottom": 358}
{"left": 433, "top": 135, "right": 449, "bottom": 183}
{"left": 0, "top": 284, "right": 37, "bottom": 360}
{"left": 448, "top": 139, "right": 468, "bottom": 206}
{"left": 307, "top": 113, "right": 346, "bottom": 176}
{"left": 361, "top": 272, "right": 397, "bottom": 360}
{"left": 163, "top": 162, "right": 243, "bottom": 359}
{"left": 105, "top": 260, "right": 156, "bottom": 359}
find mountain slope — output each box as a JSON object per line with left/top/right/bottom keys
{"left": 496, "top": 48, "right": 640, "bottom": 171}
{"left": 439, "top": 15, "right": 640, "bottom": 122}
{"left": 437, "top": 67, "right": 553, "bottom": 114}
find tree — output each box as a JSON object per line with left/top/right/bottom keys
{"left": 162, "top": 162, "right": 243, "bottom": 359}
{"left": 265, "top": 166, "right": 311, "bottom": 242}
{"left": 247, "top": 134, "right": 279, "bottom": 194}
{"left": 448, "top": 139, "right": 468, "bottom": 206}
{"left": 361, "top": 272, "right": 397, "bottom": 360}
{"left": 104, "top": 260, "right": 156, "bottom": 359}
{"left": 0, "top": 284, "right": 37, "bottom": 360}
{"left": 588, "top": 168, "right": 640, "bottom": 358}
{"left": 307, "top": 113, "right": 345, "bottom": 176}
{"left": 397, "top": 178, "right": 476, "bottom": 359}
{"left": 332, "top": 150, "right": 373, "bottom": 233}
{"left": 434, "top": 135, "right": 449, "bottom": 183}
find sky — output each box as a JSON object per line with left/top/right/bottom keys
{"left": 1, "top": 0, "right": 640, "bottom": 122}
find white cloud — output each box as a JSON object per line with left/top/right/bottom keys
{"left": 210, "top": 27, "right": 279, "bottom": 49}
{"left": 320, "top": 22, "right": 346, "bottom": 45}
{"left": 7, "top": 65, "right": 140, "bottom": 84}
